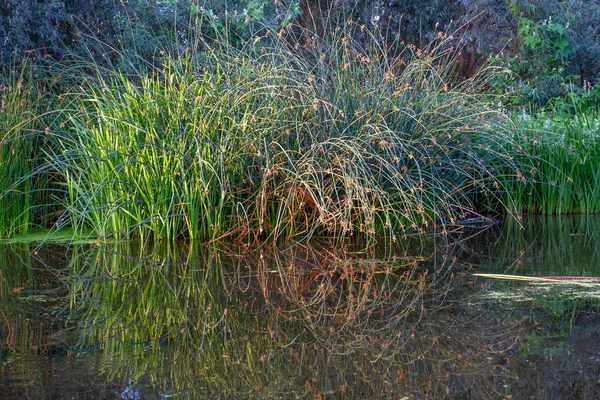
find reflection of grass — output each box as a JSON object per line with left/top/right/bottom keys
{"left": 0, "top": 244, "right": 71, "bottom": 357}
{"left": 475, "top": 273, "right": 600, "bottom": 288}
{"left": 478, "top": 275, "right": 600, "bottom": 394}
{"left": 2, "top": 223, "right": 599, "bottom": 397}
{"left": 454, "top": 215, "right": 600, "bottom": 278}
{"left": 6, "top": 237, "right": 597, "bottom": 398}
{"left": 58, "top": 241, "right": 519, "bottom": 398}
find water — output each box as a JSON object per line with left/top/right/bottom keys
{"left": 1, "top": 216, "right": 599, "bottom": 399}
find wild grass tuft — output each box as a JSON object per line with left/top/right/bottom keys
{"left": 0, "top": 62, "right": 68, "bottom": 238}
{"left": 0, "top": 64, "right": 48, "bottom": 236}
{"left": 50, "top": 25, "right": 522, "bottom": 242}
{"left": 508, "top": 104, "right": 600, "bottom": 215}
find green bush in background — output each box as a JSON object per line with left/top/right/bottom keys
{"left": 2, "top": 0, "right": 598, "bottom": 109}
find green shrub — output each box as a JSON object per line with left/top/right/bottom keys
{"left": 0, "top": 0, "right": 126, "bottom": 67}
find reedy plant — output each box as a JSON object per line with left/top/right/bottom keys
{"left": 0, "top": 69, "right": 33, "bottom": 236}
{"left": 510, "top": 105, "right": 600, "bottom": 215}
{"left": 52, "top": 23, "right": 522, "bottom": 243}
{"left": 0, "top": 64, "right": 54, "bottom": 236}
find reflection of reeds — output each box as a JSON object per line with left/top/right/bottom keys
{"left": 475, "top": 273, "right": 600, "bottom": 288}
{"left": 52, "top": 241, "right": 519, "bottom": 398}
{"left": 3, "top": 228, "right": 598, "bottom": 398}
{"left": 0, "top": 244, "right": 71, "bottom": 357}
{"left": 453, "top": 215, "right": 600, "bottom": 278}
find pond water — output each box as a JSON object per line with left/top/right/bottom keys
{"left": 1, "top": 216, "right": 599, "bottom": 399}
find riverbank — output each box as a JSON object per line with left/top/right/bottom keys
{"left": 1, "top": 24, "right": 598, "bottom": 243}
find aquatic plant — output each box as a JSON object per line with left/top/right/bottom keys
{"left": 49, "top": 24, "right": 521, "bottom": 242}
{"left": 0, "top": 60, "right": 74, "bottom": 238}
{"left": 508, "top": 105, "right": 600, "bottom": 215}
{"left": 0, "top": 65, "right": 46, "bottom": 237}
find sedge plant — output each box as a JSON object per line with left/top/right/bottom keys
{"left": 0, "top": 63, "right": 58, "bottom": 236}
{"left": 50, "top": 22, "right": 524, "bottom": 243}
{"left": 509, "top": 102, "right": 600, "bottom": 215}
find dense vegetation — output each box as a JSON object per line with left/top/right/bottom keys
{"left": 1, "top": 0, "right": 599, "bottom": 242}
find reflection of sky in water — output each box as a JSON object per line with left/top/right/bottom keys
{"left": 482, "top": 284, "right": 600, "bottom": 302}
{"left": 0, "top": 216, "right": 599, "bottom": 398}
{"left": 120, "top": 382, "right": 142, "bottom": 400}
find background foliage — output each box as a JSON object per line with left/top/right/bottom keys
{"left": 2, "top": 0, "right": 598, "bottom": 105}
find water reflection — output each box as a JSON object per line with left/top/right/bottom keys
{"left": 1, "top": 217, "right": 600, "bottom": 398}
{"left": 454, "top": 215, "right": 600, "bottom": 277}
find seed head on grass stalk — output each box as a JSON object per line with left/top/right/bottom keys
{"left": 257, "top": 22, "right": 524, "bottom": 241}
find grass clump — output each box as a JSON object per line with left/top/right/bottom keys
{"left": 508, "top": 105, "right": 600, "bottom": 215}
{"left": 0, "top": 64, "right": 54, "bottom": 237}
{"left": 0, "top": 62, "right": 69, "bottom": 238}
{"left": 0, "top": 68, "right": 34, "bottom": 236}
{"left": 49, "top": 25, "right": 521, "bottom": 243}
{"left": 54, "top": 53, "right": 298, "bottom": 242}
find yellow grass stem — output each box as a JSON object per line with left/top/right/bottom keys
{"left": 474, "top": 273, "right": 600, "bottom": 287}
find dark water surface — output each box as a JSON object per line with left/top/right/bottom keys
{"left": 1, "top": 216, "right": 599, "bottom": 399}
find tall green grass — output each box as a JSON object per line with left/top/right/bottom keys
{"left": 0, "top": 65, "right": 42, "bottom": 236}
{"left": 0, "top": 64, "right": 67, "bottom": 238}
{"left": 50, "top": 25, "right": 521, "bottom": 242}
{"left": 509, "top": 105, "right": 600, "bottom": 214}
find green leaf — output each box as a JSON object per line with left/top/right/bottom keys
{"left": 518, "top": 24, "right": 531, "bottom": 36}
{"left": 548, "top": 23, "right": 564, "bottom": 36}
{"left": 554, "top": 37, "right": 570, "bottom": 53}
{"left": 523, "top": 34, "right": 542, "bottom": 49}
